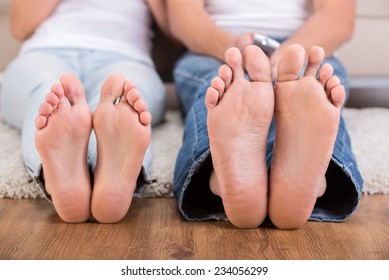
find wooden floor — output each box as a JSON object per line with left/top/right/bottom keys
{"left": 0, "top": 195, "right": 388, "bottom": 260}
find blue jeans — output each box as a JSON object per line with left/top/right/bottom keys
{"left": 173, "top": 51, "right": 363, "bottom": 223}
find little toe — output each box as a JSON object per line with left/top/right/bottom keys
{"left": 139, "top": 111, "right": 152, "bottom": 126}
{"left": 277, "top": 44, "right": 305, "bottom": 82}
{"left": 100, "top": 73, "right": 126, "bottom": 103}
{"left": 243, "top": 45, "right": 272, "bottom": 83}
{"left": 35, "top": 115, "right": 48, "bottom": 129}
{"left": 304, "top": 46, "right": 325, "bottom": 78}
{"left": 225, "top": 47, "right": 245, "bottom": 80}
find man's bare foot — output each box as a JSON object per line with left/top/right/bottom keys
{"left": 91, "top": 74, "right": 151, "bottom": 223}
{"left": 269, "top": 44, "right": 346, "bottom": 229}
{"left": 35, "top": 74, "right": 92, "bottom": 223}
{"left": 205, "top": 46, "right": 274, "bottom": 228}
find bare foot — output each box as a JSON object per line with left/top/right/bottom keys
{"left": 35, "top": 74, "right": 92, "bottom": 223}
{"left": 269, "top": 44, "right": 346, "bottom": 229}
{"left": 91, "top": 74, "right": 151, "bottom": 223}
{"left": 205, "top": 46, "right": 274, "bottom": 228}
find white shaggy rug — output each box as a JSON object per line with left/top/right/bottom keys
{"left": 1, "top": 108, "right": 389, "bottom": 199}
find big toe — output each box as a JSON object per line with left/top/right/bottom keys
{"left": 277, "top": 44, "right": 305, "bottom": 82}
{"left": 101, "top": 73, "right": 126, "bottom": 103}
{"left": 60, "top": 73, "right": 86, "bottom": 104}
{"left": 243, "top": 45, "right": 272, "bottom": 83}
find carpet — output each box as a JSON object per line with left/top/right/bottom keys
{"left": 1, "top": 108, "right": 388, "bottom": 199}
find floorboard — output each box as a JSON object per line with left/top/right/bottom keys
{"left": 0, "top": 195, "right": 388, "bottom": 260}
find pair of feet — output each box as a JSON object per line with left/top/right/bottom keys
{"left": 206, "top": 44, "right": 345, "bottom": 229}
{"left": 35, "top": 73, "right": 152, "bottom": 223}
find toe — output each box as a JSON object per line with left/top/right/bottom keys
{"left": 225, "top": 47, "right": 245, "bottom": 80}
{"left": 205, "top": 76, "right": 226, "bottom": 109}
{"left": 139, "top": 111, "right": 152, "bottom": 126}
{"left": 277, "top": 44, "right": 305, "bottom": 82}
{"left": 211, "top": 76, "right": 226, "bottom": 95}
{"left": 124, "top": 87, "right": 151, "bottom": 125}
{"left": 100, "top": 73, "right": 126, "bottom": 103}
{"left": 50, "top": 83, "right": 65, "bottom": 99}
{"left": 45, "top": 91, "right": 60, "bottom": 107}
{"left": 124, "top": 80, "right": 136, "bottom": 93}
{"left": 35, "top": 115, "right": 48, "bottom": 129}
{"left": 60, "top": 73, "right": 86, "bottom": 105}
{"left": 331, "top": 85, "right": 346, "bottom": 109}
{"left": 218, "top": 64, "right": 233, "bottom": 89}
{"left": 243, "top": 45, "right": 272, "bottom": 83}
{"left": 210, "top": 76, "right": 226, "bottom": 101}
{"left": 325, "top": 75, "right": 341, "bottom": 96}
{"left": 133, "top": 98, "right": 148, "bottom": 113}
{"left": 318, "top": 63, "right": 334, "bottom": 88}
{"left": 304, "top": 46, "right": 325, "bottom": 78}
{"left": 205, "top": 87, "right": 220, "bottom": 110}
{"left": 126, "top": 88, "right": 141, "bottom": 107}
{"left": 50, "top": 83, "right": 67, "bottom": 105}
{"left": 38, "top": 102, "right": 54, "bottom": 116}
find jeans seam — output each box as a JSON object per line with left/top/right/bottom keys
{"left": 191, "top": 108, "right": 199, "bottom": 163}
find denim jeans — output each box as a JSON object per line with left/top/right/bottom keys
{"left": 1, "top": 48, "right": 167, "bottom": 198}
{"left": 173, "top": 51, "right": 363, "bottom": 223}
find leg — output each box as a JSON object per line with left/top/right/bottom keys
{"left": 205, "top": 46, "right": 274, "bottom": 228}
{"left": 0, "top": 49, "right": 84, "bottom": 205}
{"left": 173, "top": 53, "right": 226, "bottom": 220}
{"left": 91, "top": 74, "right": 151, "bottom": 223}
{"left": 35, "top": 74, "right": 92, "bottom": 223}
{"left": 269, "top": 44, "right": 346, "bottom": 229}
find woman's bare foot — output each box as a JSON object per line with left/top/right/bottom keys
{"left": 269, "top": 44, "right": 346, "bottom": 229}
{"left": 91, "top": 74, "right": 151, "bottom": 223}
{"left": 35, "top": 74, "right": 92, "bottom": 223}
{"left": 205, "top": 46, "right": 274, "bottom": 228}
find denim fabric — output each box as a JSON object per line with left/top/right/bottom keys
{"left": 0, "top": 48, "right": 167, "bottom": 198}
{"left": 173, "top": 51, "right": 363, "bottom": 223}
